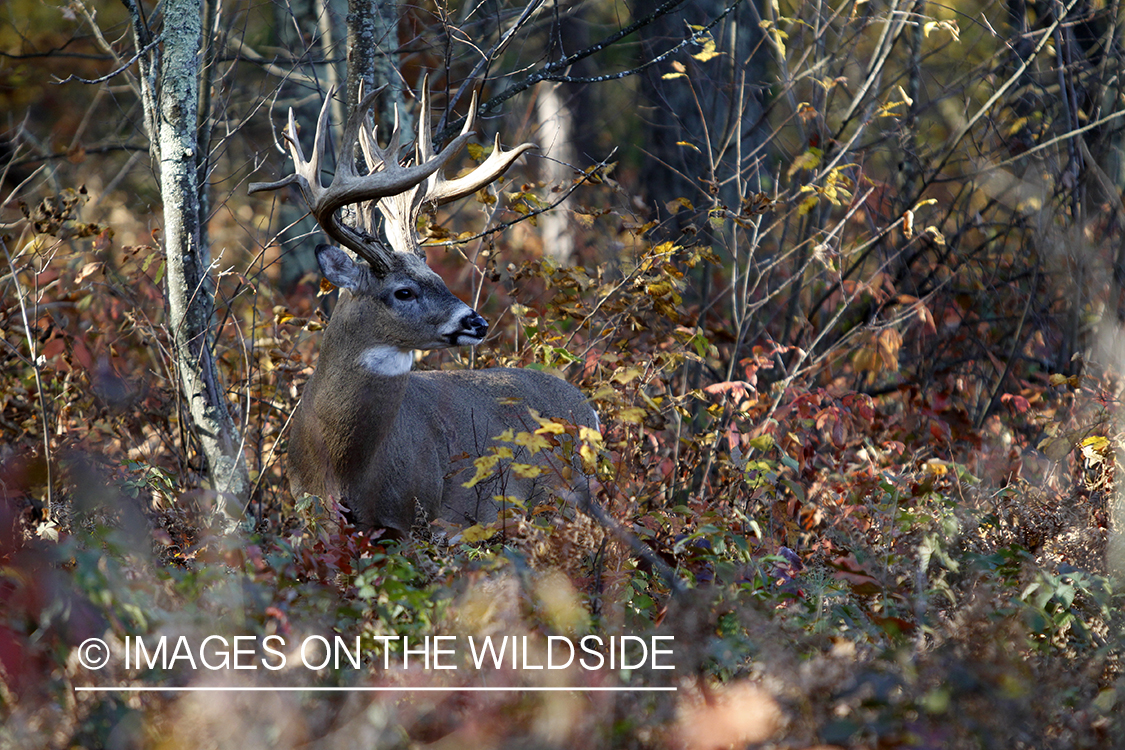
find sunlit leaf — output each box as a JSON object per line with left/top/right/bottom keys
{"left": 691, "top": 38, "right": 720, "bottom": 62}
{"left": 618, "top": 407, "right": 647, "bottom": 424}
{"left": 787, "top": 147, "right": 822, "bottom": 180}
{"left": 511, "top": 463, "right": 543, "bottom": 479}
{"left": 461, "top": 524, "right": 497, "bottom": 543}
{"left": 513, "top": 431, "right": 553, "bottom": 453}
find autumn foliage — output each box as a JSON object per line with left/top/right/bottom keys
{"left": 4, "top": 0, "right": 1125, "bottom": 747}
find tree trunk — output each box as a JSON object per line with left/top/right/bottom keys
{"left": 127, "top": 0, "right": 249, "bottom": 516}
{"left": 535, "top": 83, "right": 577, "bottom": 263}
{"left": 345, "top": 0, "right": 411, "bottom": 247}
{"left": 347, "top": 0, "right": 409, "bottom": 129}
{"left": 636, "top": 0, "right": 768, "bottom": 221}
{"left": 275, "top": 0, "right": 348, "bottom": 291}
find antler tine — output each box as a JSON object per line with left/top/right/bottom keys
{"left": 337, "top": 87, "right": 381, "bottom": 181}
{"left": 370, "top": 78, "right": 538, "bottom": 257}
{"left": 356, "top": 99, "right": 405, "bottom": 180}
{"left": 253, "top": 84, "right": 477, "bottom": 274}
{"left": 287, "top": 95, "right": 329, "bottom": 199}
{"left": 426, "top": 130, "right": 538, "bottom": 207}
{"left": 296, "top": 88, "right": 399, "bottom": 273}
{"left": 323, "top": 93, "right": 464, "bottom": 216}
{"left": 416, "top": 85, "right": 538, "bottom": 208}
{"left": 246, "top": 97, "right": 329, "bottom": 198}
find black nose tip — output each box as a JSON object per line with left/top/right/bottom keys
{"left": 463, "top": 312, "right": 488, "bottom": 338}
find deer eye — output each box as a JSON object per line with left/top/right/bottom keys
{"left": 393, "top": 288, "right": 416, "bottom": 301}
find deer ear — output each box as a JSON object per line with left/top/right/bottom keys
{"left": 315, "top": 244, "right": 362, "bottom": 290}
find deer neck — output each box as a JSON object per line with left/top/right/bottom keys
{"left": 309, "top": 295, "right": 413, "bottom": 479}
{"left": 320, "top": 292, "right": 413, "bottom": 376}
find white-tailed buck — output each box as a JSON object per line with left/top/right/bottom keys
{"left": 250, "top": 83, "right": 598, "bottom": 536}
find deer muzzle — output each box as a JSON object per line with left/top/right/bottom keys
{"left": 453, "top": 311, "right": 488, "bottom": 346}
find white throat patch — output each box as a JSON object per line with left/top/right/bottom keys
{"left": 358, "top": 345, "right": 413, "bottom": 377}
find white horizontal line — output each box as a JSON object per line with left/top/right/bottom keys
{"left": 74, "top": 686, "right": 677, "bottom": 693}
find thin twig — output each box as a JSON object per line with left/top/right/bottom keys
{"left": 1, "top": 235, "right": 54, "bottom": 519}
{"left": 427, "top": 149, "right": 617, "bottom": 251}
{"left": 52, "top": 35, "right": 162, "bottom": 85}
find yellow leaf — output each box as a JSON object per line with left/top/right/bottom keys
{"left": 513, "top": 431, "right": 553, "bottom": 453}
{"left": 759, "top": 20, "right": 787, "bottom": 56}
{"left": 667, "top": 196, "right": 695, "bottom": 214}
{"left": 535, "top": 418, "right": 566, "bottom": 435}
{"left": 579, "top": 443, "right": 598, "bottom": 470}
{"left": 511, "top": 463, "right": 544, "bottom": 479}
{"left": 461, "top": 524, "right": 497, "bottom": 543}
{"left": 494, "top": 495, "right": 527, "bottom": 511}
{"left": 691, "top": 38, "right": 720, "bottom": 62}
{"left": 462, "top": 454, "right": 502, "bottom": 488}
{"left": 923, "top": 19, "right": 960, "bottom": 42}
{"left": 612, "top": 367, "right": 644, "bottom": 384}
{"left": 1005, "top": 117, "right": 1028, "bottom": 138}
{"left": 787, "top": 147, "right": 823, "bottom": 180}
{"left": 619, "top": 407, "right": 647, "bottom": 424}
{"left": 797, "top": 193, "right": 819, "bottom": 216}
{"left": 1081, "top": 435, "right": 1108, "bottom": 448}
{"left": 1048, "top": 373, "right": 1080, "bottom": 389}
{"left": 579, "top": 426, "right": 602, "bottom": 445}
{"left": 493, "top": 428, "right": 516, "bottom": 443}
{"left": 748, "top": 434, "right": 774, "bottom": 451}
{"left": 924, "top": 460, "right": 948, "bottom": 476}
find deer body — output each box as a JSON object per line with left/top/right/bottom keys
{"left": 252, "top": 84, "right": 597, "bottom": 535}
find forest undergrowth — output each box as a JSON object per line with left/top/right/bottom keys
{"left": 3, "top": 171, "right": 1124, "bottom": 748}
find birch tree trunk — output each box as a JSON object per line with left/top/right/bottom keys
{"left": 126, "top": 0, "right": 249, "bottom": 516}
{"left": 535, "top": 84, "right": 577, "bottom": 263}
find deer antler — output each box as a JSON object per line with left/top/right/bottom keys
{"left": 367, "top": 79, "right": 538, "bottom": 257}
{"left": 250, "top": 78, "right": 537, "bottom": 271}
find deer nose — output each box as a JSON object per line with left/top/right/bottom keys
{"left": 463, "top": 312, "right": 488, "bottom": 338}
